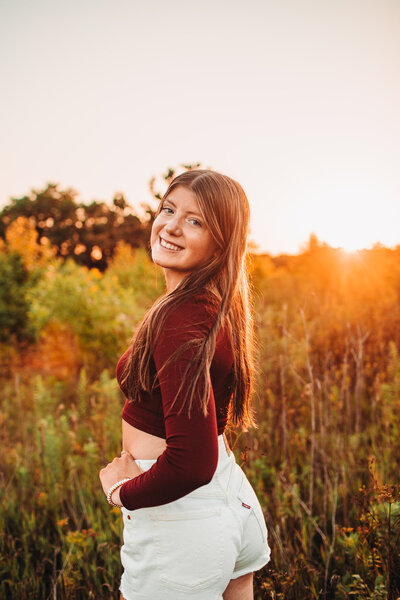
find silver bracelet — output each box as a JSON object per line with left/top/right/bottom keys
{"left": 106, "top": 478, "right": 131, "bottom": 507}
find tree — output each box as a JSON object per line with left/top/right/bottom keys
{"left": 0, "top": 251, "right": 35, "bottom": 344}
{"left": 0, "top": 184, "right": 152, "bottom": 270}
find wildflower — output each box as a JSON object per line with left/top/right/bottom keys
{"left": 37, "top": 491, "right": 47, "bottom": 505}
{"left": 57, "top": 518, "right": 69, "bottom": 528}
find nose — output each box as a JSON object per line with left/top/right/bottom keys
{"left": 164, "top": 215, "right": 182, "bottom": 236}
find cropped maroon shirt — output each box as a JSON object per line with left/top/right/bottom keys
{"left": 116, "top": 292, "right": 234, "bottom": 510}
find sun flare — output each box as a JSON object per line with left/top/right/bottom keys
{"left": 295, "top": 180, "right": 391, "bottom": 255}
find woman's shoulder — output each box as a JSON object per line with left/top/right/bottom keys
{"left": 171, "top": 288, "right": 219, "bottom": 317}
{"left": 156, "top": 288, "right": 219, "bottom": 338}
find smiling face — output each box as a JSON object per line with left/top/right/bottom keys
{"left": 150, "top": 185, "right": 218, "bottom": 291}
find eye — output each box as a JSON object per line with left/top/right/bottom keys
{"left": 161, "top": 205, "right": 173, "bottom": 214}
{"left": 188, "top": 218, "right": 202, "bottom": 227}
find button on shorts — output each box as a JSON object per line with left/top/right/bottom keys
{"left": 120, "top": 434, "right": 270, "bottom": 600}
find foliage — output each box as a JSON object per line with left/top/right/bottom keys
{"left": 0, "top": 370, "right": 123, "bottom": 599}
{"left": 0, "top": 184, "right": 153, "bottom": 270}
{"left": 0, "top": 251, "right": 35, "bottom": 345}
{"left": 25, "top": 252, "right": 162, "bottom": 381}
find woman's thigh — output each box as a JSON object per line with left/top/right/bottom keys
{"left": 223, "top": 572, "right": 253, "bottom": 600}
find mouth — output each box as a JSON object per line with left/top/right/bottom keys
{"left": 159, "top": 236, "right": 184, "bottom": 252}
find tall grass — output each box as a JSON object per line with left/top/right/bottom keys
{"left": 0, "top": 370, "right": 123, "bottom": 598}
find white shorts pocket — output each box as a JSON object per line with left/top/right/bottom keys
{"left": 150, "top": 507, "right": 224, "bottom": 592}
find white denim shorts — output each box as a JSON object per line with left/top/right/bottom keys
{"left": 119, "top": 434, "right": 271, "bottom": 600}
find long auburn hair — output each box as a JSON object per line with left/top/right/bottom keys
{"left": 120, "top": 169, "right": 256, "bottom": 430}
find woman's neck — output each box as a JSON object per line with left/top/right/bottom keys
{"left": 163, "top": 269, "right": 186, "bottom": 293}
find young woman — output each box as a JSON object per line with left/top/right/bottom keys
{"left": 99, "top": 169, "right": 270, "bottom": 600}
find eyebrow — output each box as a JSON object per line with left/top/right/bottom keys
{"left": 164, "top": 198, "right": 203, "bottom": 219}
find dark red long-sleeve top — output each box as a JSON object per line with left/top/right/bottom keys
{"left": 116, "top": 292, "right": 234, "bottom": 510}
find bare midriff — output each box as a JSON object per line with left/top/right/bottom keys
{"left": 122, "top": 420, "right": 231, "bottom": 461}
{"left": 122, "top": 419, "right": 167, "bottom": 460}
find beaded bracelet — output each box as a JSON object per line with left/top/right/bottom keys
{"left": 106, "top": 478, "right": 131, "bottom": 507}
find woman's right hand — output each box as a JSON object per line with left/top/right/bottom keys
{"left": 99, "top": 453, "right": 143, "bottom": 498}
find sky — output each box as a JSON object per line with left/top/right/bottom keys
{"left": 1, "top": 0, "right": 399, "bottom": 255}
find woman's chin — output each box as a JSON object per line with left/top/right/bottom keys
{"left": 152, "top": 247, "right": 183, "bottom": 267}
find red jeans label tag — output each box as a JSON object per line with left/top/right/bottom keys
{"left": 242, "top": 502, "right": 251, "bottom": 509}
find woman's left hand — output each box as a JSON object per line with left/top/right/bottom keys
{"left": 99, "top": 453, "right": 143, "bottom": 502}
